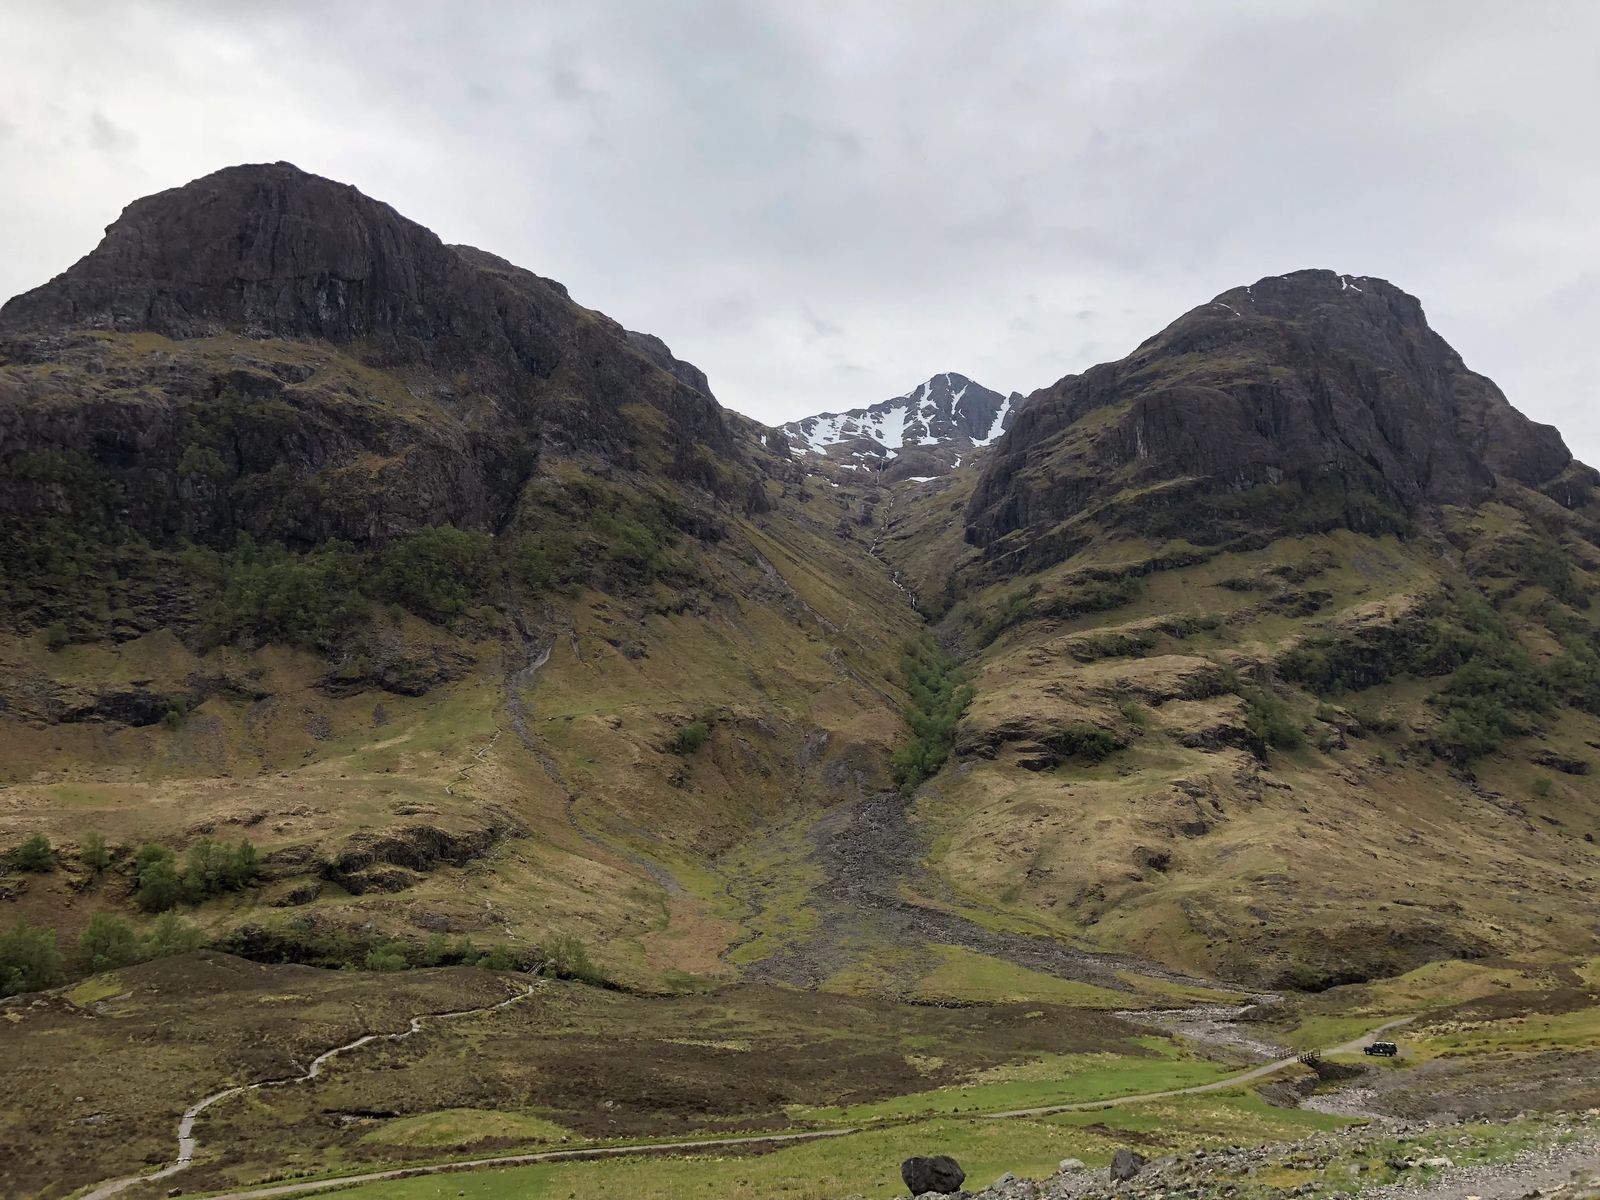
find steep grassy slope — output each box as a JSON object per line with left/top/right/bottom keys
{"left": 876, "top": 275, "right": 1600, "bottom": 989}
{"left": 0, "top": 165, "right": 922, "bottom": 994}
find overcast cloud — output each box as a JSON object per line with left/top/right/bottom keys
{"left": 2, "top": 0, "right": 1598, "bottom": 459}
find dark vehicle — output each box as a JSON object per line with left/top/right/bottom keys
{"left": 1364, "top": 1041, "right": 1399, "bottom": 1057}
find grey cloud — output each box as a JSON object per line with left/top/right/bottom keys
{"left": 1, "top": 0, "right": 1598, "bottom": 461}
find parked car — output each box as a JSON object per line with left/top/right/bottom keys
{"left": 1364, "top": 1041, "right": 1399, "bottom": 1057}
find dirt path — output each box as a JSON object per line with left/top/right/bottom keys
{"left": 742, "top": 787, "right": 1220, "bottom": 995}
{"left": 130, "top": 1018, "right": 1417, "bottom": 1200}
{"left": 980, "top": 1018, "right": 1412, "bottom": 1119}
{"left": 78, "top": 983, "right": 540, "bottom": 1200}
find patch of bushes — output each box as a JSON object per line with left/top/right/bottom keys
{"left": 892, "top": 635, "right": 974, "bottom": 793}
{"left": 11, "top": 834, "right": 55, "bottom": 872}
{"left": 970, "top": 587, "right": 1035, "bottom": 648}
{"left": 1035, "top": 575, "right": 1143, "bottom": 622}
{"left": 375, "top": 526, "right": 496, "bottom": 621}
{"left": 1049, "top": 723, "right": 1122, "bottom": 764}
{"left": 78, "top": 911, "right": 205, "bottom": 972}
{"left": 511, "top": 529, "right": 581, "bottom": 595}
{"left": 536, "top": 933, "right": 605, "bottom": 985}
{"left": 134, "top": 838, "right": 261, "bottom": 912}
{"left": 1477, "top": 531, "right": 1588, "bottom": 609}
{"left": 1243, "top": 688, "right": 1304, "bottom": 753}
{"left": 364, "top": 941, "right": 412, "bottom": 971}
{"left": 82, "top": 831, "right": 111, "bottom": 873}
{"left": 1279, "top": 590, "right": 1516, "bottom": 695}
{"left": 189, "top": 535, "right": 369, "bottom": 650}
{"left": 0, "top": 920, "right": 63, "bottom": 997}
{"left": 669, "top": 719, "right": 711, "bottom": 755}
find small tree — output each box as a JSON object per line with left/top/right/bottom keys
{"left": 82, "top": 831, "right": 111, "bottom": 874}
{"left": 12, "top": 834, "right": 55, "bottom": 873}
{"left": 537, "top": 933, "right": 602, "bottom": 985}
{"left": 0, "top": 921, "right": 63, "bottom": 997}
{"left": 143, "top": 912, "right": 203, "bottom": 958}
{"left": 136, "top": 849, "right": 181, "bottom": 913}
{"left": 420, "top": 933, "right": 449, "bottom": 967}
{"left": 80, "top": 913, "right": 140, "bottom": 971}
{"left": 364, "top": 942, "right": 410, "bottom": 971}
{"left": 669, "top": 721, "right": 710, "bottom": 755}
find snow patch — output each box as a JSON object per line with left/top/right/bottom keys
{"left": 973, "top": 392, "right": 1015, "bottom": 447}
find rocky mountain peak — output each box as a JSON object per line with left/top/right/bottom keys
{"left": 968, "top": 269, "right": 1590, "bottom": 565}
{"left": 782, "top": 371, "right": 1024, "bottom": 479}
{"left": 0, "top": 162, "right": 482, "bottom": 343}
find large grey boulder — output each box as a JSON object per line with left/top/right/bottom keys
{"left": 1110, "top": 1149, "right": 1147, "bottom": 1182}
{"left": 901, "top": 1154, "right": 966, "bottom": 1195}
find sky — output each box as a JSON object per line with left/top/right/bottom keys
{"left": 2, "top": 0, "right": 1598, "bottom": 460}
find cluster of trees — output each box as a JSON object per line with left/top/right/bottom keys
{"left": 0, "top": 912, "right": 205, "bottom": 997}
{"left": 184, "top": 528, "right": 498, "bottom": 650}
{"left": 357, "top": 932, "right": 603, "bottom": 985}
{"left": 133, "top": 838, "right": 261, "bottom": 912}
{"left": 892, "top": 635, "right": 974, "bottom": 793}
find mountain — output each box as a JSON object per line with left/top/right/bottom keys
{"left": 780, "top": 371, "right": 1024, "bottom": 479}
{"left": 0, "top": 162, "right": 919, "bottom": 1003}
{"left": 966, "top": 269, "right": 1590, "bottom": 571}
{"left": 4, "top": 169, "right": 1600, "bottom": 1198}
{"left": 877, "top": 268, "right": 1600, "bottom": 988}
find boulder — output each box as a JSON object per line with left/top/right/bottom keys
{"left": 901, "top": 1155, "right": 965, "bottom": 1195}
{"left": 1110, "top": 1149, "right": 1147, "bottom": 1183}
{"left": 1058, "top": 1159, "right": 1087, "bottom": 1172}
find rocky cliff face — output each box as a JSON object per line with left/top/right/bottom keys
{"left": 0, "top": 163, "right": 748, "bottom": 557}
{"left": 782, "top": 372, "right": 1024, "bottom": 479}
{"left": 967, "top": 270, "right": 1593, "bottom": 567}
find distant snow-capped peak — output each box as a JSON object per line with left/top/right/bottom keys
{"left": 780, "top": 373, "right": 1025, "bottom": 474}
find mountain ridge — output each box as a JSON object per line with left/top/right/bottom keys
{"left": 780, "top": 370, "right": 1025, "bottom": 479}
{"left": 1, "top": 166, "right": 1597, "bottom": 1027}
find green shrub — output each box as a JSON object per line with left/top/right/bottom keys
{"left": 537, "top": 933, "right": 603, "bottom": 984}
{"left": 1244, "top": 689, "right": 1303, "bottom": 752}
{"left": 474, "top": 945, "right": 519, "bottom": 971}
{"left": 0, "top": 921, "right": 63, "bottom": 997}
{"left": 44, "top": 622, "right": 70, "bottom": 651}
{"left": 1531, "top": 775, "right": 1554, "bottom": 799}
{"left": 82, "top": 831, "right": 111, "bottom": 874}
{"left": 512, "top": 529, "right": 580, "bottom": 594}
{"left": 892, "top": 636, "right": 974, "bottom": 793}
{"left": 1118, "top": 699, "right": 1149, "bottom": 727}
{"left": 80, "top": 913, "right": 141, "bottom": 972}
{"left": 12, "top": 834, "right": 55, "bottom": 872}
{"left": 376, "top": 526, "right": 495, "bottom": 620}
{"left": 143, "top": 912, "right": 203, "bottom": 958}
{"left": 1051, "top": 723, "right": 1121, "bottom": 764}
{"left": 669, "top": 720, "right": 710, "bottom": 755}
{"left": 177, "top": 837, "right": 262, "bottom": 903}
{"left": 364, "top": 942, "right": 412, "bottom": 971}
{"left": 135, "top": 845, "right": 181, "bottom": 913}
{"left": 970, "top": 588, "right": 1036, "bottom": 648}
{"left": 590, "top": 507, "right": 667, "bottom": 580}
{"left": 197, "top": 535, "right": 369, "bottom": 649}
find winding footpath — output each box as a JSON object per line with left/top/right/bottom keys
{"left": 82, "top": 1014, "right": 1415, "bottom": 1200}
{"left": 79, "top": 984, "right": 540, "bottom": 1200}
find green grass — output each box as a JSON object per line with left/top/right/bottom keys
{"left": 306, "top": 1092, "right": 1353, "bottom": 1200}
{"left": 358, "top": 1108, "right": 573, "bottom": 1149}
{"left": 785, "top": 1047, "right": 1232, "bottom": 1123}
{"left": 912, "top": 946, "right": 1140, "bottom": 1008}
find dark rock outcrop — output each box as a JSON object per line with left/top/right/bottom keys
{"left": 1109, "top": 1149, "right": 1147, "bottom": 1182}
{"left": 902, "top": 1154, "right": 966, "bottom": 1195}
{"left": 967, "top": 270, "right": 1594, "bottom": 569}
{"left": 0, "top": 162, "right": 744, "bottom": 559}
